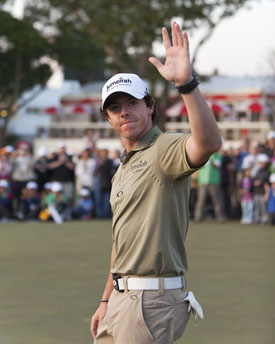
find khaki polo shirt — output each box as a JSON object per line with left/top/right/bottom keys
{"left": 110, "top": 125, "right": 197, "bottom": 277}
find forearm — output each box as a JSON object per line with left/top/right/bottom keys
{"left": 48, "top": 161, "right": 62, "bottom": 169}
{"left": 101, "top": 272, "right": 114, "bottom": 301}
{"left": 184, "top": 88, "right": 222, "bottom": 167}
{"left": 91, "top": 243, "right": 116, "bottom": 338}
{"left": 183, "top": 88, "right": 221, "bottom": 152}
{"left": 65, "top": 161, "right": 74, "bottom": 170}
{"left": 100, "top": 242, "right": 116, "bottom": 301}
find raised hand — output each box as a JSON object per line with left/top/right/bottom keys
{"left": 149, "top": 22, "right": 192, "bottom": 86}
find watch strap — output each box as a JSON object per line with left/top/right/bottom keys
{"left": 176, "top": 73, "right": 200, "bottom": 94}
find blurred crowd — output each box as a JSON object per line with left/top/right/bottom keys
{"left": 1, "top": 130, "right": 275, "bottom": 225}
{"left": 190, "top": 130, "right": 275, "bottom": 225}
{"left": 0, "top": 140, "right": 120, "bottom": 223}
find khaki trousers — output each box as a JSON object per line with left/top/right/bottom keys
{"left": 194, "top": 184, "right": 224, "bottom": 221}
{"left": 94, "top": 279, "right": 190, "bottom": 344}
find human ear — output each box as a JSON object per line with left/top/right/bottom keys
{"left": 149, "top": 99, "right": 155, "bottom": 115}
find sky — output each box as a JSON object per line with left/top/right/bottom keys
{"left": 189, "top": 0, "right": 275, "bottom": 76}
{"left": 7, "top": 0, "right": 275, "bottom": 83}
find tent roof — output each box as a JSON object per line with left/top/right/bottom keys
{"left": 199, "top": 76, "right": 275, "bottom": 96}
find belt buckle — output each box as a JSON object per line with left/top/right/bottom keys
{"left": 112, "top": 274, "right": 124, "bottom": 292}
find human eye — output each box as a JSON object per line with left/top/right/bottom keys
{"left": 108, "top": 104, "right": 120, "bottom": 113}
{"left": 129, "top": 100, "right": 138, "bottom": 106}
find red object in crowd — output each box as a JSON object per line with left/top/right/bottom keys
{"left": 45, "top": 107, "right": 59, "bottom": 115}
{"left": 73, "top": 105, "right": 86, "bottom": 114}
{"left": 211, "top": 103, "right": 223, "bottom": 114}
{"left": 180, "top": 103, "right": 187, "bottom": 115}
{"left": 15, "top": 140, "right": 31, "bottom": 150}
{"left": 248, "top": 102, "right": 263, "bottom": 113}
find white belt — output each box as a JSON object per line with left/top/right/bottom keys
{"left": 116, "top": 276, "right": 183, "bottom": 291}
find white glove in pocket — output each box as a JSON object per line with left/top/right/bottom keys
{"left": 184, "top": 291, "right": 204, "bottom": 320}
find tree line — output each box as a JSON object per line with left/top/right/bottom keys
{"left": 0, "top": 0, "right": 256, "bottom": 146}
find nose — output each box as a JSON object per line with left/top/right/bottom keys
{"left": 120, "top": 104, "right": 129, "bottom": 118}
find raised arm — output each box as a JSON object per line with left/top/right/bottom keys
{"left": 149, "top": 22, "right": 222, "bottom": 168}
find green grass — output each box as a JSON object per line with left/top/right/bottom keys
{"left": 0, "top": 220, "right": 274, "bottom": 344}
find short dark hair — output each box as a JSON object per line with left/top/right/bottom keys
{"left": 101, "top": 93, "right": 157, "bottom": 122}
{"left": 144, "top": 93, "right": 157, "bottom": 122}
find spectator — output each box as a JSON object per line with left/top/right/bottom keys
{"left": 265, "top": 173, "right": 275, "bottom": 225}
{"left": 194, "top": 151, "right": 225, "bottom": 222}
{"left": 0, "top": 148, "right": 12, "bottom": 182}
{"left": 34, "top": 146, "right": 50, "bottom": 192}
{"left": 4, "top": 145, "right": 15, "bottom": 172}
{"left": 40, "top": 182, "right": 69, "bottom": 222}
{"left": 16, "top": 181, "right": 40, "bottom": 221}
{"left": 50, "top": 181, "right": 69, "bottom": 218}
{"left": 265, "top": 130, "right": 275, "bottom": 158}
{"left": 3, "top": 134, "right": 275, "bottom": 225}
{"left": 189, "top": 170, "right": 198, "bottom": 220}
{"left": 242, "top": 141, "right": 259, "bottom": 178}
{"left": 221, "top": 147, "right": 235, "bottom": 218}
{"left": 235, "top": 139, "right": 250, "bottom": 185}
{"left": 4, "top": 145, "right": 14, "bottom": 155}
{"left": 75, "top": 149, "right": 96, "bottom": 195}
{"left": 82, "top": 129, "right": 97, "bottom": 151}
{"left": 269, "top": 155, "right": 275, "bottom": 175}
{"left": 94, "top": 149, "right": 115, "bottom": 218}
{"left": 40, "top": 182, "right": 52, "bottom": 208}
{"left": 253, "top": 154, "right": 270, "bottom": 224}
{"left": 47, "top": 142, "right": 75, "bottom": 206}
{"left": 11, "top": 147, "right": 36, "bottom": 204}
{"left": 0, "top": 179, "right": 13, "bottom": 220}
{"left": 73, "top": 188, "right": 94, "bottom": 220}
{"left": 239, "top": 162, "right": 254, "bottom": 224}
{"left": 111, "top": 149, "right": 121, "bottom": 171}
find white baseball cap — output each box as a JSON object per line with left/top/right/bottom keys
{"left": 58, "top": 141, "right": 66, "bottom": 148}
{"left": 270, "top": 173, "right": 275, "bottom": 183}
{"left": 51, "top": 182, "right": 63, "bottom": 192}
{"left": 0, "top": 179, "right": 9, "bottom": 188}
{"left": 26, "top": 181, "right": 38, "bottom": 190}
{"left": 101, "top": 73, "right": 149, "bottom": 109}
{"left": 242, "top": 160, "right": 252, "bottom": 170}
{"left": 79, "top": 188, "right": 90, "bottom": 197}
{"left": 267, "top": 131, "right": 275, "bottom": 140}
{"left": 257, "top": 153, "right": 269, "bottom": 163}
{"left": 37, "top": 146, "right": 48, "bottom": 157}
{"left": 5, "top": 145, "right": 14, "bottom": 153}
{"left": 44, "top": 182, "right": 52, "bottom": 190}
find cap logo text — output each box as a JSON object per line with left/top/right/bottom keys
{"left": 106, "top": 77, "right": 132, "bottom": 92}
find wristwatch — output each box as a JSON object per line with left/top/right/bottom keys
{"left": 176, "top": 72, "right": 200, "bottom": 94}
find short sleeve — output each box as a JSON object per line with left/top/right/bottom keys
{"left": 157, "top": 132, "right": 198, "bottom": 180}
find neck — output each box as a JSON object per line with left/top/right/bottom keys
{"left": 121, "top": 138, "right": 137, "bottom": 153}
{"left": 121, "top": 125, "right": 153, "bottom": 153}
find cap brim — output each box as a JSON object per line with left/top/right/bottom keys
{"left": 102, "top": 90, "right": 145, "bottom": 110}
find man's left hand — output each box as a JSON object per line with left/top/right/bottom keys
{"left": 149, "top": 22, "right": 192, "bottom": 86}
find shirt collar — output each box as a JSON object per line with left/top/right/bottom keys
{"left": 120, "top": 125, "right": 162, "bottom": 163}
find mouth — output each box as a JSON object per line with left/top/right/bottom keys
{"left": 121, "top": 121, "right": 135, "bottom": 127}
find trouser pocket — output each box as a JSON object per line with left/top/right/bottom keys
{"left": 142, "top": 289, "right": 191, "bottom": 343}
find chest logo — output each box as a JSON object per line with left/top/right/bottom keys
{"left": 131, "top": 160, "right": 148, "bottom": 172}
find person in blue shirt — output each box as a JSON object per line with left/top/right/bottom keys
{"left": 73, "top": 188, "right": 94, "bottom": 220}
{"left": 0, "top": 179, "right": 13, "bottom": 220}
{"left": 16, "top": 181, "right": 41, "bottom": 220}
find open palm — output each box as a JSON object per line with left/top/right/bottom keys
{"left": 149, "top": 22, "right": 192, "bottom": 86}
